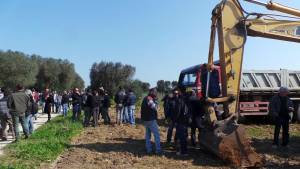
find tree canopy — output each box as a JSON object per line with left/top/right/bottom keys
{"left": 156, "top": 80, "right": 178, "bottom": 94}
{"left": 0, "top": 50, "right": 84, "bottom": 91}
{"left": 90, "top": 61, "right": 150, "bottom": 97}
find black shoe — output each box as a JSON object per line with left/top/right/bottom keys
{"left": 24, "top": 135, "right": 29, "bottom": 139}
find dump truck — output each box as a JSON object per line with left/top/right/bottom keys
{"left": 179, "top": 67, "right": 300, "bottom": 121}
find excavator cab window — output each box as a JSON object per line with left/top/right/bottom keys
{"left": 182, "top": 73, "right": 197, "bottom": 86}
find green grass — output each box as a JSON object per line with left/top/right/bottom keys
{"left": 246, "top": 124, "right": 300, "bottom": 139}
{"left": 246, "top": 125, "right": 274, "bottom": 139}
{"left": 0, "top": 112, "right": 83, "bottom": 169}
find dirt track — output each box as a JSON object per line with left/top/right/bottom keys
{"left": 50, "top": 110, "right": 300, "bottom": 169}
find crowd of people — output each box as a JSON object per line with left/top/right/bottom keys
{"left": 0, "top": 84, "right": 139, "bottom": 142}
{"left": 141, "top": 86, "right": 295, "bottom": 156}
{"left": 114, "top": 87, "right": 137, "bottom": 125}
{"left": 0, "top": 83, "right": 295, "bottom": 156}
{"left": 0, "top": 85, "right": 38, "bottom": 142}
{"left": 140, "top": 87, "right": 195, "bottom": 155}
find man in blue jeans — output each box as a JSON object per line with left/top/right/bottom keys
{"left": 61, "top": 91, "right": 69, "bottom": 117}
{"left": 126, "top": 89, "right": 136, "bottom": 126}
{"left": 25, "top": 89, "right": 34, "bottom": 134}
{"left": 141, "top": 88, "right": 161, "bottom": 154}
{"left": 8, "top": 84, "right": 30, "bottom": 141}
{"left": 114, "top": 87, "right": 126, "bottom": 124}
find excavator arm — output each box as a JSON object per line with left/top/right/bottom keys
{"left": 247, "top": 18, "right": 300, "bottom": 42}
{"left": 208, "top": 0, "right": 300, "bottom": 116}
{"left": 201, "top": 0, "right": 300, "bottom": 167}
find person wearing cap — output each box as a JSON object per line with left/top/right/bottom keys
{"left": 140, "top": 88, "right": 161, "bottom": 154}
{"left": 7, "top": 84, "right": 30, "bottom": 141}
{"left": 270, "top": 86, "right": 294, "bottom": 148}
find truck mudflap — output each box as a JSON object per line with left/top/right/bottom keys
{"left": 199, "top": 116, "right": 265, "bottom": 168}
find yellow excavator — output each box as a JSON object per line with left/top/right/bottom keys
{"left": 201, "top": 0, "right": 300, "bottom": 167}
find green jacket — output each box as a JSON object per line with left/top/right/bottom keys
{"left": 8, "top": 90, "right": 31, "bottom": 116}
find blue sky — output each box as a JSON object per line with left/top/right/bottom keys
{"left": 0, "top": 0, "right": 299, "bottom": 87}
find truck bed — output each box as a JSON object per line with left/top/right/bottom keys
{"left": 241, "top": 69, "right": 300, "bottom": 92}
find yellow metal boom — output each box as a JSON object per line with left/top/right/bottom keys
{"left": 200, "top": 1, "right": 300, "bottom": 167}
{"left": 207, "top": 0, "right": 300, "bottom": 116}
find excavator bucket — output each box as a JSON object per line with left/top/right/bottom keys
{"left": 199, "top": 116, "right": 265, "bottom": 168}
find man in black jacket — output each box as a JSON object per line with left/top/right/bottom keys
{"left": 43, "top": 89, "right": 54, "bottom": 122}
{"left": 166, "top": 92, "right": 177, "bottom": 145}
{"left": 92, "top": 90, "right": 101, "bottom": 127}
{"left": 83, "top": 89, "right": 92, "bottom": 127}
{"left": 61, "top": 91, "right": 69, "bottom": 117}
{"left": 100, "top": 88, "right": 111, "bottom": 125}
{"left": 72, "top": 88, "right": 82, "bottom": 122}
{"left": 270, "top": 87, "right": 294, "bottom": 147}
{"left": 125, "top": 89, "right": 137, "bottom": 126}
{"left": 141, "top": 88, "right": 161, "bottom": 154}
{"left": 172, "top": 89, "right": 189, "bottom": 155}
{"left": 114, "top": 87, "right": 126, "bottom": 124}
{"left": 188, "top": 90, "right": 205, "bottom": 147}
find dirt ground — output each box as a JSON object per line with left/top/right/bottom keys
{"left": 50, "top": 110, "right": 300, "bottom": 169}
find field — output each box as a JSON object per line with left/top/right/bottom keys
{"left": 51, "top": 109, "right": 300, "bottom": 169}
